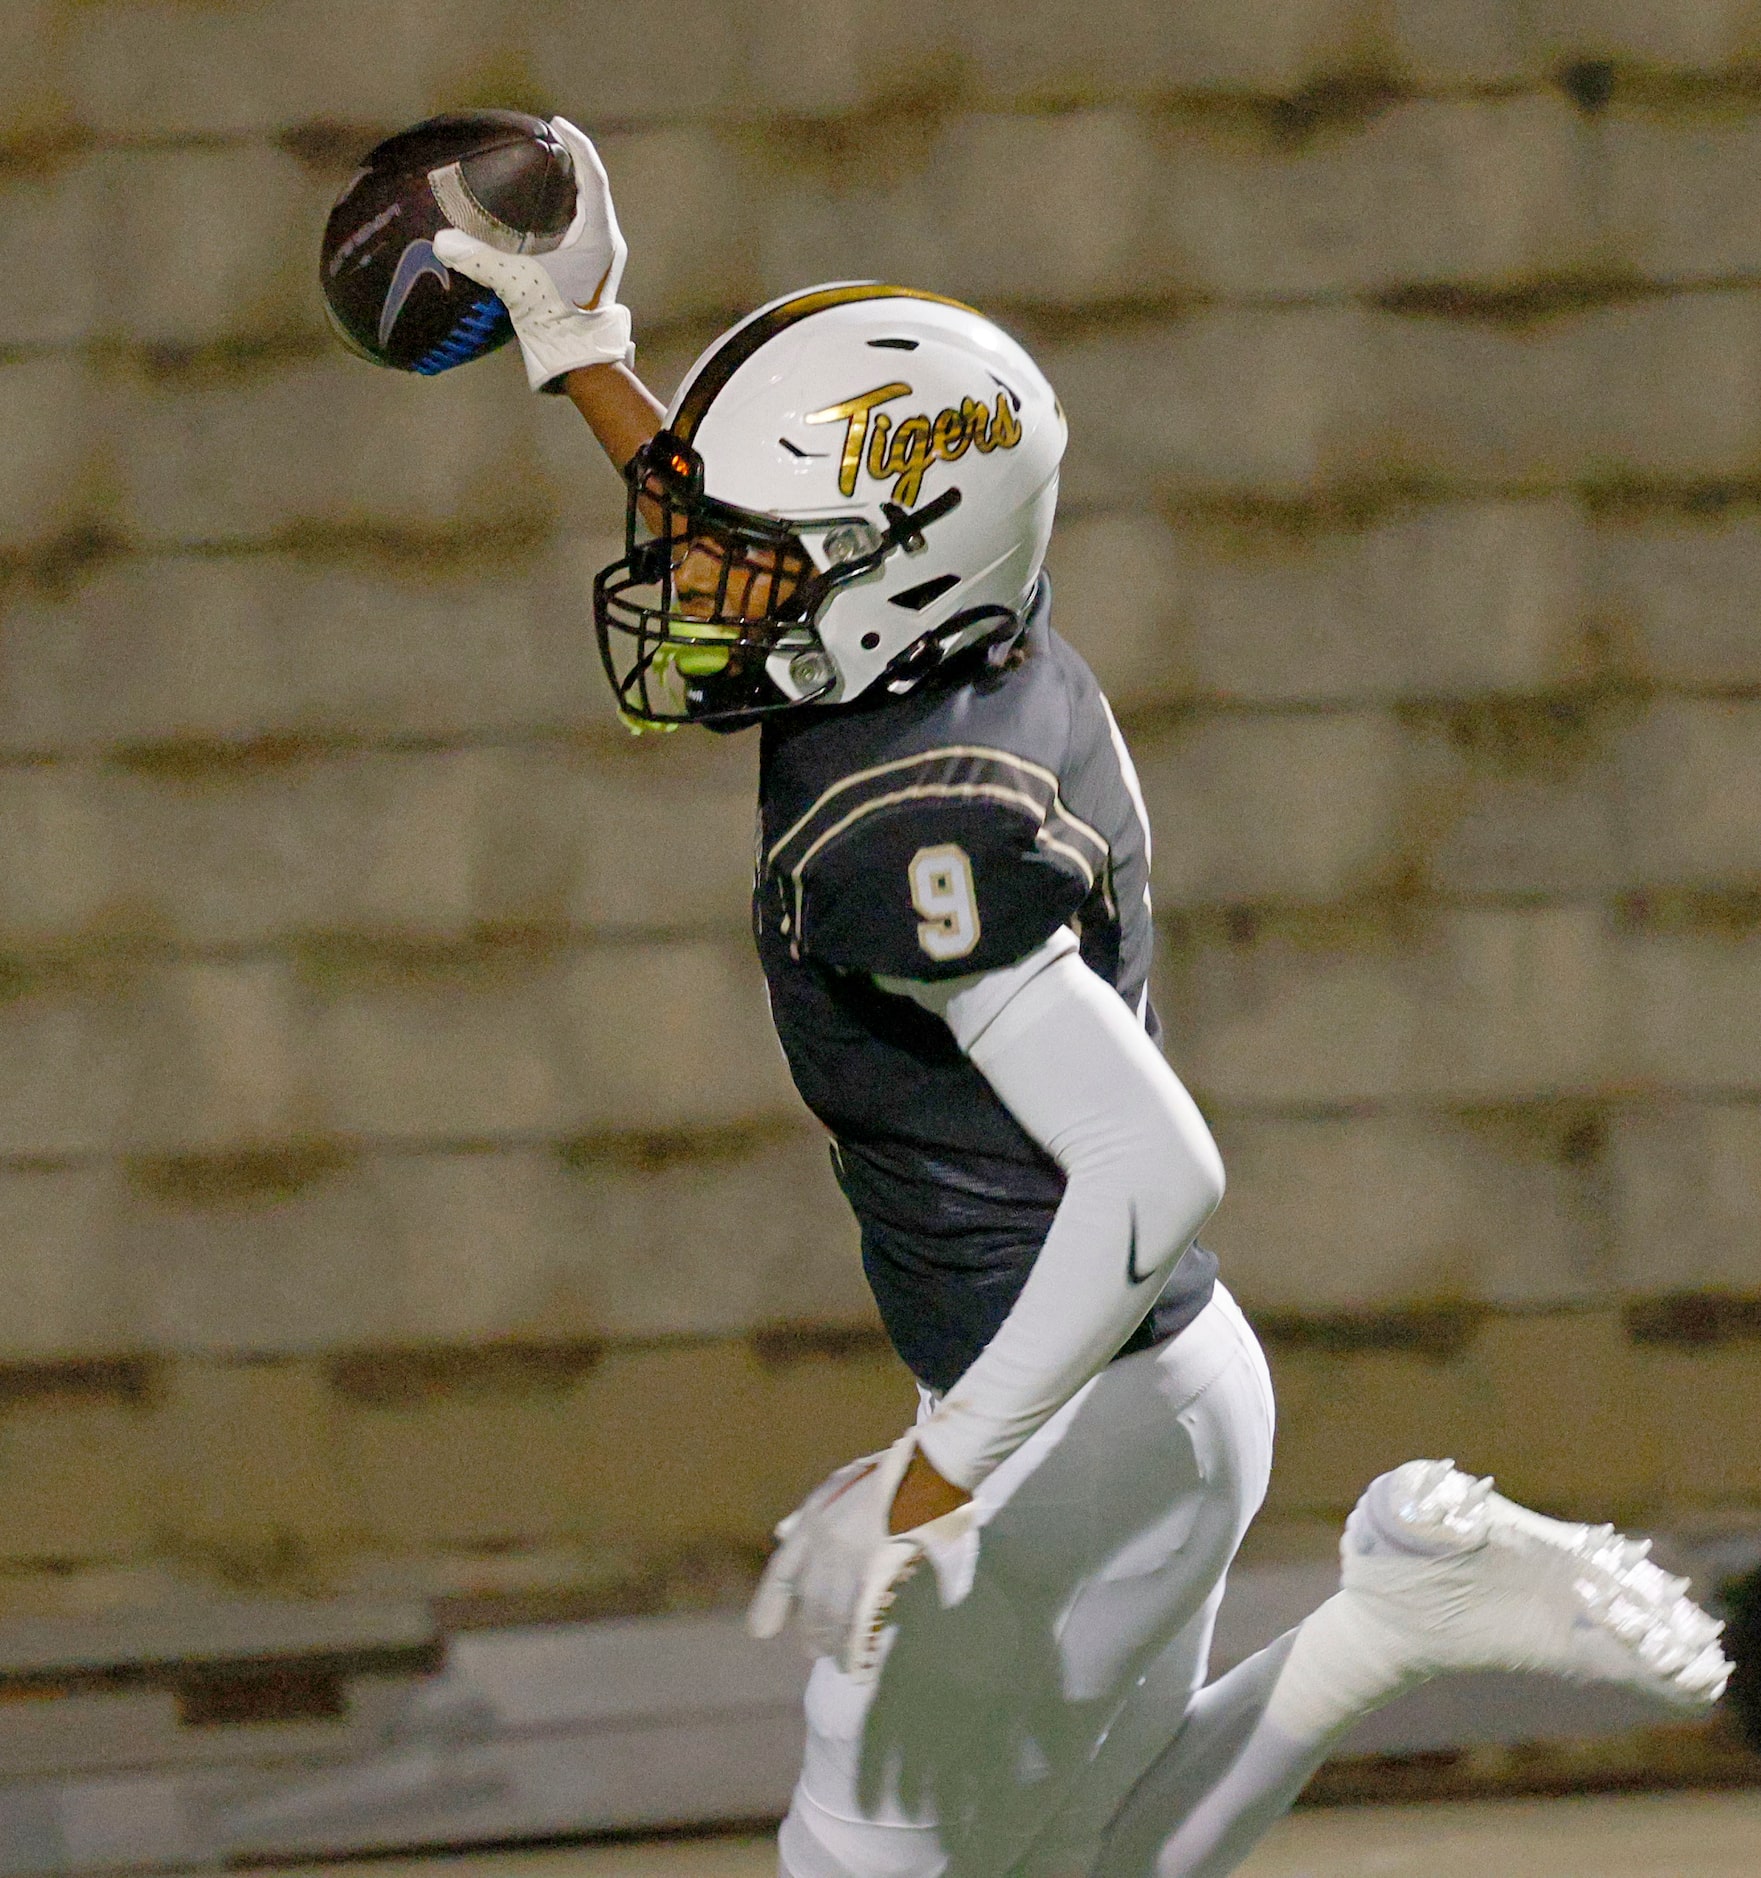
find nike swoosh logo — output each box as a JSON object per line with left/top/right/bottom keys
{"left": 1126, "top": 1204, "right": 1152, "bottom": 1286}
{"left": 379, "top": 239, "right": 451, "bottom": 347}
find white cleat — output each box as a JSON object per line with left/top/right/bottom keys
{"left": 1339, "top": 1460, "right": 1732, "bottom": 1711}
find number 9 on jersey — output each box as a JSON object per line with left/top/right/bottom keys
{"left": 910, "top": 844, "right": 980, "bottom": 962}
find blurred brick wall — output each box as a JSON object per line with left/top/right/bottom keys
{"left": 1, "top": 0, "right": 1759, "bottom": 1615}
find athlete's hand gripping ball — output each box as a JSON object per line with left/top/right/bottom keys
{"left": 748, "top": 1431, "right": 981, "bottom": 1682}
{"left": 433, "top": 115, "right": 633, "bottom": 391}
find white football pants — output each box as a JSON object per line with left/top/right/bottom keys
{"left": 777, "top": 1284, "right": 1277, "bottom": 1878}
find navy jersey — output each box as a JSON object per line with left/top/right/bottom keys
{"left": 754, "top": 578, "right": 1217, "bottom": 1392}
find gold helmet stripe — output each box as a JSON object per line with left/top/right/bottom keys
{"left": 670, "top": 282, "right": 982, "bottom": 445}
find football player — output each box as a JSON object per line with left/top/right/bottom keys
{"left": 432, "top": 121, "right": 1730, "bottom": 1878}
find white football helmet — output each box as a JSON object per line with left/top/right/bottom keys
{"left": 593, "top": 283, "right": 1067, "bottom": 726}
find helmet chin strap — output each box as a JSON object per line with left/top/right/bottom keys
{"left": 881, "top": 604, "right": 1023, "bottom": 696}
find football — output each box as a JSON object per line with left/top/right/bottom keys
{"left": 319, "top": 110, "right": 577, "bottom": 374}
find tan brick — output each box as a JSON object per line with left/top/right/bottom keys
{"left": 1253, "top": 1303, "right": 1761, "bottom": 1522}
{"left": 1043, "top": 513, "right": 1192, "bottom": 713}
{"left": 0, "top": 0, "right": 72, "bottom": 148}
{"left": 101, "top": 764, "right": 327, "bottom": 951}
{"left": 530, "top": 405, "right": 642, "bottom": 549}
{"left": 0, "top": 765, "right": 120, "bottom": 949}
{"left": 1056, "top": 501, "right": 1592, "bottom": 713}
{"left": 1526, "top": 0, "right": 1761, "bottom": 70}
{"left": 1616, "top": 698, "right": 1761, "bottom": 884}
{"left": 109, "top": 145, "right": 332, "bottom": 349}
{"left": 301, "top": 540, "right": 610, "bottom": 733}
{"left": 118, "top": 1129, "right": 863, "bottom": 1359}
{"left": 1570, "top": 292, "right": 1761, "bottom": 480}
{"left": 127, "top": 960, "right": 309, "bottom": 1155}
{"left": 569, "top": 742, "right": 757, "bottom": 935}
{"left": 357, "top": 1133, "right": 865, "bottom": 1345}
{"left": 1211, "top": 1111, "right": 1602, "bottom": 1313}
{"left": 1620, "top": 926, "right": 1761, "bottom": 1093}
{"left": 0, "top": 988, "right": 132, "bottom": 1160}
{"left": 1063, "top": 299, "right": 1761, "bottom": 499}
{"left": 309, "top": 936, "right": 798, "bottom": 1145}
{"left": 951, "top": 0, "right": 1387, "bottom": 98}
{"left": 0, "top": 1169, "right": 130, "bottom": 1360}
{"left": 69, "top": 0, "right": 525, "bottom": 138}
{"left": 1047, "top": 308, "right": 1370, "bottom": 505}
{"left": 1209, "top": 501, "right": 1590, "bottom": 704}
{"left": 335, "top": 1334, "right": 912, "bottom": 1555}
{"left": 562, "top": 939, "right": 800, "bottom": 1132}
{"left": 529, "top": 0, "right": 747, "bottom": 123}
{"left": 1596, "top": 515, "right": 1761, "bottom": 689}
{"left": 0, "top": 559, "right": 284, "bottom": 755}
{"left": 0, "top": 548, "right": 618, "bottom": 758}
{"left": 1158, "top": 97, "right": 1593, "bottom": 299}
{"left": 1180, "top": 904, "right": 1621, "bottom": 1107}
{"left": 1369, "top": 292, "right": 1761, "bottom": 486}
{"left": 119, "top": 1144, "right": 394, "bottom": 1357}
{"left": 1410, "top": 705, "right": 1623, "bottom": 898}
{"left": 1603, "top": 111, "right": 1761, "bottom": 282}
{"left": 599, "top": 127, "right": 756, "bottom": 327}
{"left": 351, "top": 1150, "right": 581, "bottom": 1347}
{"left": 83, "top": 743, "right": 753, "bottom": 951}
{"left": 1172, "top": 935, "right": 1411, "bottom": 1107}
{"left": 562, "top": 1339, "right": 913, "bottom": 1546}
{"left": 1428, "top": 906, "right": 1625, "bottom": 1102}
{"left": 1135, "top": 711, "right": 1410, "bottom": 908}
{"left": 0, "top": 159, "right": 104, "bottom": 348}
{"left": 1612, "top": 1100, "right": 1761, "bottom": 1295}
{"left": 1386, "top": 0, "right": 1538, "bottom": 85}
{"left": 1465, "top": 1312, "right": 1663, "bottom": 1515}
{"left": 1629, "top": 1338, "right": 1761, "bottom": 1506}
{"left": 0, "top": 1401, "right": 158, "bottom": 1565}
{"left": 546, "top": 1131, "right": 868, "bottom": 1340}
{"left": 114, "top": 353, "right": 549, "bottom": 547}
{"left": 149, "top": 1358, "right": 363, "bottom": 1558}
{"left": 310, "top": 960, "right": 574, "bottom": 1143}
{"left": 334, "top": 1373, "right": 600, "bottom": 1551}
{"left": 323, "top": 751, "right": 509, "bottom": 940}
{"left": 0, "top": 357, "right": 98, "bottom": 553}
{"left": 1263, "top": 1311, "right": 1655, "bottom": 1522}
{"left": 757, "top": 111, "right": 1163, "bottom": 310}
{"left": 1358, "top": 316, "right": 1561, "bottom": 485}
{"left": 0, "top": 586, "right": 81, "bottom": 755}
{"left": 736, "top": 0, "right": 871, "bottom": 115}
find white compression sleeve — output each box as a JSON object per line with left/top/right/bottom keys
{"left": 877, "top": 935, "right": 1225, "bottom": 1490}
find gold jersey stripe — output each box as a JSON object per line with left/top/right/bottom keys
{"left": 767, "top": 743, "right": 1108, "bottom": 870}
{"left": 671, "top": 282, "right": 983, "bottom": 445}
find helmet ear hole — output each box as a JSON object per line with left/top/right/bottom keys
{"left": 889, "top": 572, "right": 962, "bottom": 613}
{"left": 860, "top": 631, "right": 881, "bottom": 650}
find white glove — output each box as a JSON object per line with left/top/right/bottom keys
{"left": 747, "top": 1431, "right": 982, "bottom": 1682}
{"left": 432, "top": 115, "right": 632, "bottom": 391}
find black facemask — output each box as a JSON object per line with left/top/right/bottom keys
{"left": 593, "top": 432, "right": 962, "bottom": 728}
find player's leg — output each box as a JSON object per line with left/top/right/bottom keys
{"left": 1011, "top": 1286, "right": 1274, "bottom": 1878}
{"left": 778, "top": 1286, "right": 1274, "bottom": 1878}
{"left": 1092, "top": 1461, "right": 1732, "bottom": 1878}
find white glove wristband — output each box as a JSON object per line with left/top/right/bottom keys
{"left": 431, "top": 229, "right": 635, "bottom": 391}
{"left": 747, "top": 1429, "right": 982, "bottom": 1681}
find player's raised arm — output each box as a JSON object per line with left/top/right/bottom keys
{"left": 433, "top": 116, "right": 663, "bottom": 471}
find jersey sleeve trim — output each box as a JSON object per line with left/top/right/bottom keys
{"left": 765, "top": 745, "right": 1109, "bottom": 961}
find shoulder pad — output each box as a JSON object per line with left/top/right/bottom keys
{"left": 763, "top": 745, "right": 1108, "bottom": 978}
